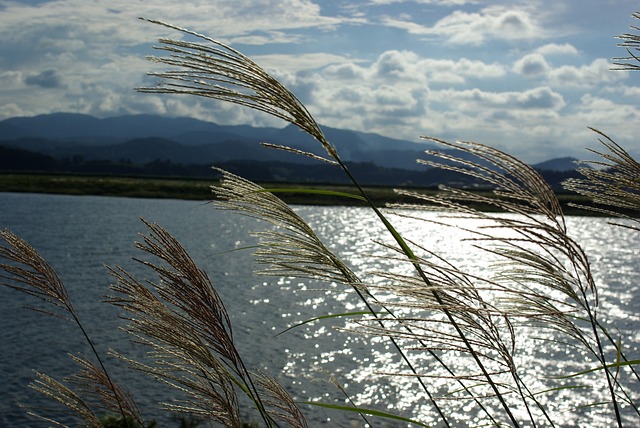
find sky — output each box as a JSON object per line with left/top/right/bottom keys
{"left": 0, "top": 0, "right": 639, "bottom": 163}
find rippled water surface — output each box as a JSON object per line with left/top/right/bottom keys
{"left": 1, "top": 192, "right": 638, "bottom": 427}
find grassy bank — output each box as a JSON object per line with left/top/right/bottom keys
{"left": 0, "top": 173, "right": 215, "bottom": 200}
{"left": 0, "top": 172, "right": 598, "bottom": 213}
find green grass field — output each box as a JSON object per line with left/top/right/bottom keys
{"left": 0, "top": 172, "right": 598, "bottom": 213}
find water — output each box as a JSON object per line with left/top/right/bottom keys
{"left": 0, "top": 192, "right": 638, "bottom": 427}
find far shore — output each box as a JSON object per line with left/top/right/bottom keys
{"left": 0, "top": 172, "right": 604, "bottom": 215}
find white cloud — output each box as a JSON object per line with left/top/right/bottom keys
{"left": 323, "top": 53, "right": 505, "bottom": 85}
{"left": 433, "top": 86, "right": 565, "bottom": 111}
{"left": 513, "top": 53, "right": 550, "bottom": 77}
{"left": 534, "top": 43, "right": 579, "bottom": 56}
{"left": 386, "top": 5, "right": 546, "bottom": 45}
{"left": 423, "top": 58, "right": 506, "bottom": 83}
{"left": 549, "top": 58, "right": 627, "bottom": 87}
{"left": 0, "top": 103, "right": 29, "bottom": 120}
{"left": 324, "top": 62, "right": 368, "bottom": 80}
{"left": 369, "top": 0, "right": 479, "bottom": 4}
{"left": 252, "top": 53, "right": 355, "bottom": 72}
{"left": 373, "top": 50, "right": 426, "bottom": 82}
{"left": 578, "top": 94, "right": 640, "bottom": 123}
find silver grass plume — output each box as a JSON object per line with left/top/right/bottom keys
{"left": 137, "top": 18, "right": 338, "bottom": 161}
{"left": 0, "top": 229, "right": 76, "bottom": 321}
{"left": 67, "top": 355, "right": 144, "bottom": 426}
{"left": 211, "top": 168, "right": 359, "bottom": 284}
{"left": 210, "top": 169, "right": 461, "bottom": 423}
{"left": 27, "top": 371, "right": 102, "bottom": 428}
{"left": 613, "top": 12, "right": 640, "bottom": 71}
{"left": 390, "top": 137, "right": 631, "bottom": 424}
{"left": 107, "top": 219, "right": 308, "bottom": 427}
{"left": 562, "top": 128, "right": 640, "bottom": 229}
{"left": 255, "top": 371, "right": 308, "bottom": 428}
{"left": 107, "top": 264, "right": 243, "bottom": 427}
{"left": 364, "top": 243, "right": 516, "bottom": 372}
{"left": 0, "top": 230, "right": 141, "bottom": 426}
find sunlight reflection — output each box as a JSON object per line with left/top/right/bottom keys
{"left": 270, "top": 206, "right": 640, "bottom": 426}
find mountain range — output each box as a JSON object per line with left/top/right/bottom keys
{"left": 0, "top": 113, "right": 586, "bottom": 190}
{"left": 0, "top": 113, "right": 581, "bottom": 172}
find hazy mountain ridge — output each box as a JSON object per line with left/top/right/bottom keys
{"left": 0, "top": 113, "right": 581, "bottom": 173}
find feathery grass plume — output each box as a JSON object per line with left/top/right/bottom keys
{"left": 114, "top": 348, "right": 242, "bottom": 427}
{"left": 136, "top": 18, "right": 337, "bottom": 160}
{"left": 107, "top": 266, "right": 243, "bottom": 427}
{"left": 211, "top": 168, "right": 359, "bottom": 284}
{"left": 349, "top": 243, "right": 543, "bottom": 425}
{"left": 254, "top": 372, "right": 308, "bottom": 428}
{"left": 390, "top": 137, "right": 637, "bottom": 425}
{"left": 0, "top": 229, "right": 139, "bottom": 426}
{"left": 613, "top": 11, "right": 640, "bottom": 70}
{"left": 0, "top": 229, "right": 75, "bottom": 321}
{"left": 106, "top": 219, "right": 316, "bottom": 427}
{"left": 562, "top": 128, "right": 640, "bottom": 229}
{"left": 27, "top": 371, "right": 102, "bottom": 427}
{"left": 68, "top": 354, "right": 145, "bottom": 426}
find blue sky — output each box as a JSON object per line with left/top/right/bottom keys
{"left": 0, "top": 0, "right": 638, "bottom": 163}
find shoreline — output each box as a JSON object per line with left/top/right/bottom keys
{"left": 0, "top": 172, "right": 604, "bottom": 215}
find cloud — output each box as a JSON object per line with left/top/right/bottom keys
{"left": 373, "top": 50, "right": 425, "bottom": 82}
{"left": 323, "top": 52, "right": 505, "bottom": 86}
{"left": 0, "top": 103, "right": 28, "bottom": 120}
{"left": 324, "top": 62, "right": 367, "bottom": 80}
{"left": 549, "top": 58, "right": 627, "bottom": 87}
{"left": 534, "top": 43, "right": 579, "bottom": 56}
{"left": 573, "top": 95, "right": 640, "bottom": 156}
{"left": 513, "top": 53, "right": 550, "bottom": 77}
{"left": 252, "top": 53, "right": 355, "bottom": 72}
{"left": 434, "top": 86, "right": 565, "bottom": 110}
{"left": 578, "top": 94, "right": 640, "bottom": 123}
{"left": 369, "top": 0, "right": 479, "bottom": 4}
{"left": 422, "top": 58, "right": 506, "bottom": 83}
{"left": 0, "top": 71, "right": 22, "bottom": 86}
{"left": 384, "top": 5, "right": 546, "bottom": 45}
{"left": 25, "top": 69, "right": 64, "bottom": 88}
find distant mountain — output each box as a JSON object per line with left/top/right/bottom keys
{"left": 0, "top": 113, "right": 274, "bottom": 145}
{"left": 0, "top": 113, "right": 580, "bottom": 175}
{"left": 532, "top": 157, "right": 581, "bottom": 172}
{"left": 0, "top": 113, "right": 435, "bottom": 170}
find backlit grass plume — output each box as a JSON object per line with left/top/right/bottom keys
{"left": 398, "top": 136, "right": 639, "bottom": 422}
{"left": 137, "top": 18, "right": 337, "bottom": 161}
{"left": 0, "top": 230, "right": 143, "bottom": 427}
{"left": 563, "top": 128, "right": 640, "bottom": 229}
{"left": 614, "top": 11, "right": 640, "bottom": 71}
{"left": 107, "top": 219, "right": 306, "bottom": 428}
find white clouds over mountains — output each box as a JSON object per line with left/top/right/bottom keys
{"left": 0, "top": 0, "right": 638, "bottom": 162}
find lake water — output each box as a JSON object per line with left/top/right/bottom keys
{"left": 0, "top": 192, "right": 638, "bottom": 427}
